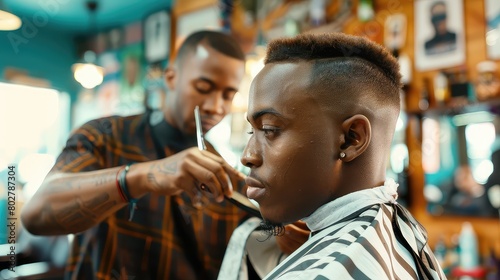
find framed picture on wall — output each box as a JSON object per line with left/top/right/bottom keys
{"left": 485, "top": 0, "right": 500, "bottom": 60}
{"left": 414, "top": 0, "right": 466, "bottom": 71}
{"left": 175, "top": 4, "right": 220, "bottom": 52}
{"left": 107, "top": 27, "right": 125, "bottom": 51}
{"left": 143, "top": 10, "right": 170, "bottom": 64}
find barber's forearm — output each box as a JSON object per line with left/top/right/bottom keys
{"left": 21, "top": 166, "right": 147, "bottom": 235}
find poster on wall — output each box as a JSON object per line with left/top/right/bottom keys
{"left": 175, "top": 4, "right": 220, "bottom": 51}
{"left": 485, "top": 0, "right": 500, "bottom": 60}
{"left": 117, "top": 44, "right": 145, "bottom": 116}
{"left": 143, "top": 10, "right": 170, "bottom": 63}
{"left": 414, "top": 0, "right": 465, "bottom": 71}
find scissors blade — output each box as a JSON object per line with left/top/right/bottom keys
{"left": 194, "top": 106, "right": 206, "bottom": 151}
{"left": 193, "top": 106, "right": 261, "bottom": 218}
{"left": 226, "top": 192, "right": 262, "bottom": 219}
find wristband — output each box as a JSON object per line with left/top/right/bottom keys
{"left": 115, "top": 166, "right": 127, "bottom": 202}
{"left": 118, "top": 163, "right": 137, "bottom": 221}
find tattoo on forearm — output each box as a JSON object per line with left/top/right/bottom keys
{"left": 147, "top": 173, "right": 161, "bottom": 188}
{"left": 45, "top": 192, "right": 117, "bottom": 231}
{"left": 152, "top": 161, "right": 178, "bottom": 175}
{"left": 63, "top": 212, "right": 86, "bottom": 229}
{"left": 94, "top": 201, "right": 118, "bottom": 214}
{"left": 83, "top": 193, "right": 118, "bottom": 214}
{"left": 40, "top": 204, "right": 65, "bottom": 233}
{"left": 93, "top": 174, "right": 113, "bottom": 186}
{"left": 45, "top": 179, "right": 78, "bottom": 194}
{"left": 83, "top": 193, "right": 110, "bottom": 208}
{"left": 55, "top": 198, "right": 96, "bottom": 228}
{"left": 55, "top": 200, "right": 83, "bottom": 220}
{"left": 145, "top": 161, "right": 177, "bottom": 188}
{"left": 44, "top": 171, "right": 114, "bottom": 194}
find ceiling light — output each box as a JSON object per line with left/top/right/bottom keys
{"left": 72, "top": 62, "right": 104, "bottom": 89}
{"left": 72, "top": 50, "right": 104, "bottom": 89}
{"left": 0, "top": 1, "right": 22, "bottom": 31}
{"left": 72, "top": 1, "right": 103, "bottom": 89}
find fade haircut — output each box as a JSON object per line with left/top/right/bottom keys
{"left": 175, "top": 30, "right": 245, "bottom": 65}
{"left": 264, "top": 32, "right": 402, "bottom": 108}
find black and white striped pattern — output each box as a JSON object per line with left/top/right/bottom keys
{"left": 264, "top": 203, "right": 446, "bottom": 279}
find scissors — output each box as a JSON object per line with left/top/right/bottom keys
{"left": 194, "top": 106, "right": 262, "bottom": 219}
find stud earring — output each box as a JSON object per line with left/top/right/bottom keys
{"left": 340, "top": 152, "right": 346, "bottom": 159}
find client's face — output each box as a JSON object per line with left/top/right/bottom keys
{"left": 241, "top": 62, "right": 340, "bottom": 226}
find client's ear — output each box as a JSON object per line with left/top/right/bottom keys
{"left": 339, "top": 114, "right": 371, "bottom": 162}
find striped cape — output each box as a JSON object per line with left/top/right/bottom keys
{"left": 264, "top": 180, "right": 447, "bottom": 279}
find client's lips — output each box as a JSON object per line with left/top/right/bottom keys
{"left": 245, "top": 176, "right": 266, "bottom": 200}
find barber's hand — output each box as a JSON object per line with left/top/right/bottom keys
{"left": 141, "top": 147, "right": 245, "bottom": 206}
{"left": 276, "top": 221, "right": 310, "bottom": 255}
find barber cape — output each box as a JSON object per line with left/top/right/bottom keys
{"left": 218, "top": 179, "right": 446, "bottom": 280}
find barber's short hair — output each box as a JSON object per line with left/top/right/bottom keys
{"left": 175, "top": 30, "right": 245, "bottom": 64}
{"left": 264, "top": 32, "right": 402, "bottom": 107}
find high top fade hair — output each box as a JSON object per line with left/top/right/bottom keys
{"left": 175, "top": 30, "right": 246, "bottom": 65}
{"left": 264, "top": 32, "right": 402, "bottom": 108}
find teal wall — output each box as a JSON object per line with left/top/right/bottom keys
{"left": 0, "top": 27, "right": 78, "bottom": 101}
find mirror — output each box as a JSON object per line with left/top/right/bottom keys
{"left": 422, "top": 101, "right": 500, "bottom": 217}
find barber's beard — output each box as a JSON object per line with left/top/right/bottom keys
{"left": 259, "top": 220, "right": 285, "bottom": 238}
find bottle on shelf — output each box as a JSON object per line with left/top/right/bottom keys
{"left": 419, "top": 78, "right": 431, "bottom": 111}
{"left": 451, "top": 222, "right": 488, "bottom": 280}
{"left": 434, "top": 71, "right": 449, "bottom": 106}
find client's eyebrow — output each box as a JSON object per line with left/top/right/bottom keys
{"left": 248, "top": 108, "right": 282, "bottom": 122}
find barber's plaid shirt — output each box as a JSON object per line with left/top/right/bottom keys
{"left": 54, "top": 110, "right": 247, "bottom": 280}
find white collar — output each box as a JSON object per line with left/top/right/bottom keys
{"left": 303, "top": 178, "right": 399, "bottom": 232}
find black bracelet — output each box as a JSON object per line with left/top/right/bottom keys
{"left": 119, "top": 164, "right": 137, "bottom": 221}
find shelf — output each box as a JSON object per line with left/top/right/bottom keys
{"left": 407, "top": 97, "right": 500, "bottom": 117}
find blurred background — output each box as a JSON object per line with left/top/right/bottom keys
{"left": 0, "top": 0, "right": 499, "bottom": 279}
